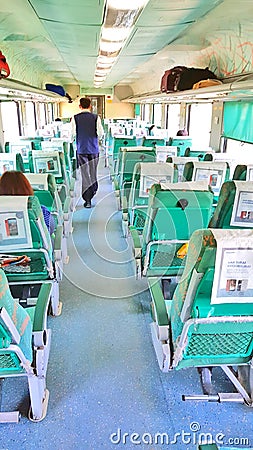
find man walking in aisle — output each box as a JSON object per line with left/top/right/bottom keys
{"left": 73, "top": 97, "right": 104, "bottom": 208}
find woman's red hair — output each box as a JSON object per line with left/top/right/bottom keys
{"left": 0, "top": 171, "right": 34, "bottom": 196}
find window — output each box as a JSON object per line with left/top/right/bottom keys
{"left": 38, "top": 103, "right": 46, "bottom": 128}
{"left": 165, "top": 104, "right": 181, "bottom": 136}
{"left": 188, "top": 103, "right": 212, "bottom": 149}
{"left": 153, "top": 104, "right": 162, "bottom": 128}
{"left": 24, "top": 102, "right": 36, "bottom": 136}
{"left": 1, "top": 101, "right": 20, "bottom": 143}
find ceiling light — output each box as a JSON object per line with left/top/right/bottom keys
{"left": 93, "top": 0, "right": 150, "bottom": 87}
{"left": 107, "top": 0, "right": 148, "bottom": 10}
{"left": 100, "top": 40, "right": 123, "bottom": 53}
{"left": 102, "top": 27, "right": 131, "bottom": 42}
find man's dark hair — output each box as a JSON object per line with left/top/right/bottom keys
{"left": 79, "top": 97, "right": 91, "bottom": 109}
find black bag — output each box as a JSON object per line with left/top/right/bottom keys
{"left": 160, "top": 66, "right": 217, "bottom": 93}
{"left": 160, "top": 66, "right": 185, "bottom": 92}
{"left": 178, "top": 67, "right": 217, "bottom": 91}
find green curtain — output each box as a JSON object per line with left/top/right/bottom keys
{"left": 135, "top": 104, "right": 140, "bottom": 117}
{"left": 223, "top": 101, "right": 253, "bottom": 143}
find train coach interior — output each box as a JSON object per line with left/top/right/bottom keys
{"left": 0, "top": 1, "right": 253, "bottom": 450}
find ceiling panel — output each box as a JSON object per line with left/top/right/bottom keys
{"left": 123, "top": 24, "right": 189, "bottom": 56}
{"left": 29, "top": 0, "right": 105, "bottom": 25}
{"left": 40, "top": 22, "right": 100, "bottom": 55}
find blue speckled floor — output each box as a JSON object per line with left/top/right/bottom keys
{"left": 0, "top": 158, "right": 252, "bottom": 450}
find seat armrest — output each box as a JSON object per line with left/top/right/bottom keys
{"left": 148, "top": 277, "right": 169, "bottom": 327}
{"left": 53, "top": 225, "right": 63, "bottom": 261}
{"left": 129, "top": 226, "right": 142, "bottom": 258}
{"left": 32, "top": 283, "right": 52, "bottom": 332}
{"left": 121, "top": 195, "right": 128, "bottom": 213}
{"left": 63, "top": 197, "right": 71, "bottom": 219}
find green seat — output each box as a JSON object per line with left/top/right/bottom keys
{"left": 0, "top": 268, "right": 51, "bottom": 422}
{"left": 184, "top": 148, "right": 213, "bottom": 160}
{"left": 168, "top": 137, "right": 192, "bottom": 156}
{"left": 24, "top": 173, "right": 68, "bottom": 263}
{"left": 232, "top": 164, "right": 247, "bottom": 180}
{"left": 142, "top": 137, "right": 166, "bottom": 147}
{"left": 130, "top": 182, "right": 213, "bottom": 278}
{"left": 167, "top": 156, "right": 199, "bottom": 182}
{"left": 0, "top": 151, "right": 25, "bottom": 173}
{"left": 114, "top": 146, "right": 156, "bottom": 209}
{"left": 0, "top": 195, "right": 62, "bottom": 316}
{"left": 5, "top": 141, "right": 33, "bottom": 171}
{"left": 110, "top": 136, "right": 138, "bottom": 179}
{"left": 29, "top": 149, "right": 73, "bottom": 235}
{"left": 183, "top": 160, "right": 230, "bottom": 204}
{"left": 156, "top": 145, "right": 178, "bottom": 162}
{"left": 149, "top": 228, "right": 253, "bottom": 406}
{"left": 209, "top": 180, "right": 253, "bottom": 229}
{"left": 123, "top": 162, "right": 177, "bottom": 237}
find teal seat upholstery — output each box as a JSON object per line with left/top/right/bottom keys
{"left": 183, "top": 160, "right": 230, "bottom": 204}
{"left": 130, "top": 183, "right": 213, "bottom": 278}
{"left": 168, "top": 137, "right": 192, "bottom": 156}
{"left": 232, "top": 164, "right": 247, "bottom": 180}
{"left": 114, "top": 146, "right": 156, "bottom": 208}
{"left": 0, "top": 195, "right": 62, "bottom": 316}
{"left": 123, "top": 162, "right": 177, "bottom": 237}
{"left": 110, "top": 136, "right": 138, "bottom": 178}
{"left": 209, "top": 180, "right": 253, "bottom": 229}
{"left": 0, "top": 151, "right": 25, "bottom": 173}
{"left": 149, "top": 228, "right": 253, "bottom": 406}
{"left": 29, "top": 149, "right": 73, "bottom": 235}
{"left": 142, "top": 137, "right": 166, "bottom": 147}
{"left": 0, "top": 268, "right": 51, "bottom": 422}
{"left": 166, "top": 156, "right": 199, "bottom": 182}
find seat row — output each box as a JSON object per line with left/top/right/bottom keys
{"left": 0, "top": 138, "right": 80, "bottom": 422}
{"left": 109, "top": 144, "right": 253, "bottom": 408}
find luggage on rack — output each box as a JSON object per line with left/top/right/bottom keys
{"left": 160, "top": 66, "right": 217, "bottom": 93}
{"left": 192, "top": 78, "right": 222, "bottom": 89}
{"left": 160, "top": 66, "right": 185, "bottom": 92}
{"left": 45, "top": 84, "right": 66, "bottom": 96}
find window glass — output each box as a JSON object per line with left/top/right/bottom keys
{"left": 166, "top": 104, "right": 181, "bottom": 137}
{"left": 1, "top": 101, "right": 20, "bottom": 143}
{"left": 25, "top": 101, "right": 36, "bottom": 136}
{"left": 188, "top": 103, "right": 212, "bottom": 149}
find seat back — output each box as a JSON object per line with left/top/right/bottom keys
{"left": 112, "top": 136, "right": 137, "bottom": 163}
{"left": 0, "top": 153, "right": 23, "bottom": 174}
{"left": 156, "top": 146, "right": 178, "bottom": 162}
{"left": 6, "top": 141, "right": 32, "bottom": 168}
{"left": 167, "top": 156, "right": 199, "bottom": 182}
{"left": 209, "top": 180, "right": 253, "bottom": 229}
{"left": 0, "top": 195, "right": 52, "bottom": 252}
{"left": 128, "top": 162, "right": 176, "bottom": 230}
{"left": 0, "top": 195, "right": 53, "bottom": 281}
{"left": 0, "top": 268, "right": 33, "bottom": 362}
{"left": 184, "top": 148, "right": 213, "bottom": 160}
{"left": 170, "top": 228, "right": 253, "bottom": 369}
{"left": 42, "top": 139, "right": 72, "bottom": 176}
{"left": 141, "top": 183, "right": 213, "bottom": 276}
{"left": 233, "top": 164, "right": 247, "bottom": 180}
{"left": 142, "top": 137, "right": 166, "bottom": 147}
{"left": 168, "top": 136, "right": 192, "bottom": 156}
{"left": 184, "top": 160, "right": 229, "bottom": 202}
{"left": 24, "top": 173, "right": 63, "bottom": 222}
{"left": 118, "top": 147, "right": 156, "bottom": 183}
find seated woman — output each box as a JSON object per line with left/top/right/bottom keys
{"left": 176, "top": 129, "right": 189, "bottom": 136}
{"left": 0, "top": 170, "right": 55, "bottom": 235}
